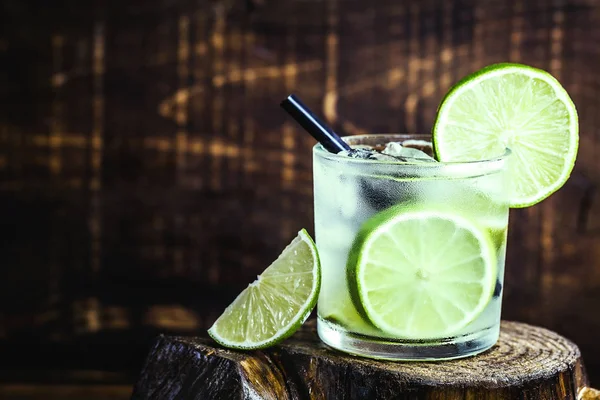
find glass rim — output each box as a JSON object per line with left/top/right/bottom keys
{"left": 313, "top": 133, "right": 511, "bottom": 167}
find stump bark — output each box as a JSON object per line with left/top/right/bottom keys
{"left": 131, "top": 320, "right": 599, "bottom": 400}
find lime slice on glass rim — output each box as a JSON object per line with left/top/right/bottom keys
{"left": 208, "top": 229, "right": 320, "bottom": 350}
{"left": 432, "top": 63, "right": 578, "bottom": 208}
{"left": 347, "top": 206, "right": 496, "bottom": 339}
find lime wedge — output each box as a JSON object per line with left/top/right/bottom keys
{"left": 347, "top": 207, "right": 496, "bottom": 339}
{"left": 208, "top": 229, "right": 320, "bottom": 349}
{"left": 433, "top": 63, "right": 578, "bottom": 208}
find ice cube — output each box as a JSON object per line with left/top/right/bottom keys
{"left": 359, "top": 176, "right": 403, "bottom": 211}
{"left": 382, "top": 142, "right": 437, "bottom": 162}
{"left": 381, "top": 142, "right": 404, "bottom": 157}
{"left": 317, "top": 222, "right": 356, "bottom": 252}
{"left": 401, "top": 139, "right": 435, "bottom": 156}
{"left": 338, "top": 176, "right": 361, "bottom": 219}
{"left": 338, "top": 148, "right": 399, "bottom": 161}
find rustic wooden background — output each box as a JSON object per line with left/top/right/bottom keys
{"left": 1, "top": 0, "right": 600, "bottom": 387}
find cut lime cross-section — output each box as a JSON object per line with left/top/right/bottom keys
{"left": 347, "top": 207, "right": 497, "bottom": 339}
{"left": 433, "top": 63, "right": 578, "bottom": 208}
{"left": 208, "top": 229, "right": 320, "bottom": 350}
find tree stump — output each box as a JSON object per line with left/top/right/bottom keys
{"left": 131, "top": 320, "right": 599, "bottom": 400}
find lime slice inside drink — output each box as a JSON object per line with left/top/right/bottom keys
{"left": 320, "top": 300, "right": 383, "bottom": 336}
{"left": 208, "top": 229, "right": 320, "bottom": 349}
{"left": 347, "top": 207, "right": 497, "bottom": 339}
{"left": 433, "top": 63, "right": 578, "bottom": 208}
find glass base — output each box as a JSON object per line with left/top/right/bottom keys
{"left": 317, "top": 317, "right": 499, "bottom": 361}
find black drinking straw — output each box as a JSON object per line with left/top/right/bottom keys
{"left": 280, "top": 94, "right": 351, "bottom": 153}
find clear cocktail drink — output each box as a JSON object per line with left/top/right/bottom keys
{"left": 314, "top": 134, "right": 510, "bottom": 360}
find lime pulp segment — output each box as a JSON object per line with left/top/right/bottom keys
{"left": 433, "top": 63, "right": 578, "bottom": 207}
{"left": 208, "top": 229, "right": 320, "bottom": 349}
{"left": 348, "top": 208, "right": 497, "bottom": 339}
